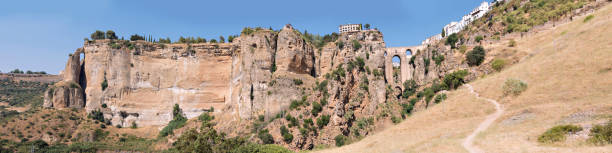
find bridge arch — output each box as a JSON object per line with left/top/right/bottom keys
{"left": 384, "top": 46, "right": 424, "bottom": 90}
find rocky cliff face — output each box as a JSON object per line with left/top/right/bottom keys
{"left": 44, "top": 24, "right": 467, "bottom": 150}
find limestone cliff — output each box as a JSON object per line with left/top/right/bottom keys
{"left": 43, "top": 24, "right": 466, "bottom": 149}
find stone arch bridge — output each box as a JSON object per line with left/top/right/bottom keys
{"left": 384, "top": 45, "right": 425, "bottom": 92}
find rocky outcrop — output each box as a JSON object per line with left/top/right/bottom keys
{"left": 275, "top": 24, "right": 316, "bottom": 76}
{"left": 44, "top": 51, "right": 85, "bottom": 109}
{"left": 43, "top": 81, "right": 85, "bottom": 108}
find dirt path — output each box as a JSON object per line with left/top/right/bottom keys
{"left": 462, "top": 84, "right": 504, "bottom": 153}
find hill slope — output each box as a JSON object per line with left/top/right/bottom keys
{"left": 315, "top": 3, "right": 612, "bottom": 153}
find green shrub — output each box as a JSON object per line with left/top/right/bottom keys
{"left": 441, "top": 70, "right": 469, "bottom": 90}
{"left": 91, "top": 30, "right": 105, "bottom": 40}
{"left": 105, "top": 30, "right": 117, "bottom": 40}
{"left": 588, "top": 120, "right": 612, "bottom": 145}
{"left": 445, "top": 33, "right": 459, "bottom": 49}
{"left": 584, "top": 15, "right": 595, "bottom": 23}
{"left": 352, "top": 40, "right": 361, "bottom": 51}
{"left": 334, "top": 134, "right": 347, "bottom": 147}
{"left": 241, "top": 27, "right": 255, "bottom": 36}
{"left": 88, "top": 110, "right": 105, "bottom": 122}
{"left": 130, "top": 121, "right": 137, "bottom": 129}
{"left": 280, "top": 125, "right": 293, "bottom": 143}
{"left": 434, "top": 93, "right": 447, "bottom": 104}
{"left": 159, "top": 104, "right": 187, "bottom": 137}
{"left": 311, "top": 102, "right": 322, "bottom": 116}
{"left": 509, "top": 39, "right": 516, "bottom": 47}
{"left": 285, "top": 114, "right": 298, "bottom": 127}
{"left": 538, "top": 125, "right": 582, "bottom": 143}
{"left": 293, "top": 79, "right": 303, "bottom": 85}
{"left": 433, "top": 54, "right": 445, "bottom": 66}
{"left": 459, "top": 45, "right": 467, "bottom": 54}
{"left": 336, "top": 41, "right": 344, "bottom": 50}
{"left": 234, "top": 144, "right": 292, "bottom": 153}
{"left": 502, "top": 79, "right": 528, "bottom": 96}
{"left": 391, "top": 116, "right": 402, "bottom": 124}
{"left": 130, "top": 34, "right": 145, "bottom": 41}
{"left": 475, "top": 35, "right": 484, "bottom": 43}
{"left": 101, "top": 76, "right": 108, "bottom": 91}
{"left": 466, "top": 46, "right": 485, "bottom": 66}
{"left": 491, "top": 59, "right": 506, "bottom": 72}
{"left": 402, "top": 80, "right": 418, "bottom": 98}
{"left": 257, "top": 129, "right": 275, "bottom": 144}
{"left": 316, "top": 115, "right": 330, "bottom": 129}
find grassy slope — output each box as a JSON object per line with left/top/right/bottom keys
{"left": 315, "top": 3, "right": 612, "bottom": 153}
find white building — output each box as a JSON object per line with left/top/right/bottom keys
{"left": 422, "top": 34, "right": 442, "bottom": 45}
{"left": 443, "top": 1, "right": 491, "bottom": 36}
{"left": 339, "top": 24, "right": 362, "bottom": 33}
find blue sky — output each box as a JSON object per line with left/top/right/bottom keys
{"left": 0, "top": 0, "right": 490, "bottom": 74}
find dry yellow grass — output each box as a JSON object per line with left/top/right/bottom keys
{"left": 315, "top": 3, "right": 612, "bottom": 153}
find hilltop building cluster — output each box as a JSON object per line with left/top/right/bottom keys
{"left": 422, "top": 0, "right": 505, "bottom": 45}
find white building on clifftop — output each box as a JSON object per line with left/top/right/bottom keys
{"left": 443, "top": 1, "right": 491, "bottom": 36}
{"left": 339, "top": 24, "right": 362, "bottom": 33}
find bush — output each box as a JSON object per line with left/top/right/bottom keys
{"left": 391, "top": 116, "right": 402, "bottom": 124}
{"left": 293, "top": 79, "right": 303, "bottom": 85}
{"left": 352, "top": 40, "right": 361, "bottom": 51}
{"left": 257, "top": 129, "right": 274, "bottom": 144}
{"left": 508, "top": 39, "right": 516, "bottom": 47}
{"left": 280, "top": 126, "right": 293, "bottom": 143}
{"left": 588, "top": 120, "right": 612, "bottom": 145}
{"left": 241, "top": 27, "right": 255, "bottom": 36}
{"left": 433, "top": 54, "right": 445, "bottom": 66}
{"left": 101, "top": 77, "right": 108, "bottom": 91}
{"left": 336, "top": 41, "right": 344, "bottom": 50}
{"left": 475, "top": 35, "right": 484, "bottom": 43}
{"left": 538, "top": 125, "right": 582, "bottom": 143}
{"left": 584, "top": 15, "right": 595, "bottom": 23}
{"left": 491, "top": 59, "right": 506, "bottom": 72}
{"left": 402, "top": 80, "right": 418, "bottom": 98}
{"left": 130, "top": 121, "right": 137, "bottom": 129}
{"left": 441, "top": 70, "right": 469, "bottom": 90}
{"left": 311, "top": 102, "right": 322, "bottom": 116}
{"left": 459, "top": 45, "right": 467, "bottom": 54}
{"left": 130, "top": 34, "right": 145, "bottom": 41}
{"left": 91, "top": 30, "right": 105, "bottom": 40}
{"left": 445, "top": 33, "right": 459, "bottom": 49}
{"left": 105, "top": 30, "right": 118, "bottom": 40}
{"left": 88, "top": 110, "right": 105, "bottom": 122}
{"left": 159, "top": 104, "right": 187, "bottom": 137}
{"left": 434, "top": 93, "right": 447, "bottom": 104}
{"left": 334, "top": 134, "right": 347, "bottom": 147}
{"left": 502, "top": 79, "right": 528, "bottom": 96}
{"left": 316, "top": 115, "right": 330, "bottom": 129}
{"left": 466, "top": 46, "right": 485, "bottom": 66}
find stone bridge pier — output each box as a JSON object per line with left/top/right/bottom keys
{"left": 384, "top": 46, "right": 423, "bottom": 91}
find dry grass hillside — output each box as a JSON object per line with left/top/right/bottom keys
{"left": 315, "top": 3, "right": 612, "bottom": 153}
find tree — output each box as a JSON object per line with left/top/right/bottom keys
{"left": 219, "top": 36, "right": 225, "bottom": 43}
{"left": 445, "top": 33, "right": 459, "bottom": 48}
{"left": 466, "top": 46, "right": 485, "bottom": 66}
{"left": 228, "top": 35, "right": 236, "bottom": 43}
{"left": 91, "top": 30, "right": 106, "bottom": 40}
{"left": 210, "top": 39, "right": 217, "bottom": 43}
{"left": 441, "top": 28, "right": 446, "bottom": 37}
{"left": 130, "top": 34, "right": 145, "bottom": 41}
{"left": 105, "top": 30, "right": 118, "bottom": 40}
{"left": 364, "top": 24, "right": 371, "bottom": 30}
